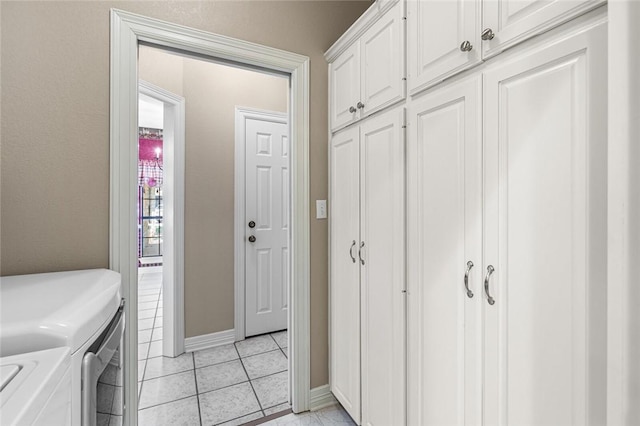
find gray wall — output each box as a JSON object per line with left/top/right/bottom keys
{"left": 0, "top": 0, "right": 369, "bottom": 388}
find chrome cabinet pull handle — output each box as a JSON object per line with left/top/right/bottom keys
{"left": 349, "top": 240, "right": 356, "bottom": 263}
{"left": 349, "top": 106, "right": 356, "bottom": 113}
{"left": 484, "top": 265, "right": 495, "bottom": 305}
{"left": 358, "top": 241, "right": 365, "bottom": 265}
{"left": 460, "top": 40, "right": 473, "bottom": 52}
{"left": 464, "top": 261, "right": 474, "bottom": 298}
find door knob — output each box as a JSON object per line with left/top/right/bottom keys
{"left": 460, "top": 41, "right": 473, "bottom": 52}
{"left": 356, "top": 101, "right": 365, "bottom": 109}
{"left": 481, "top": 28, "right": 495, "bottom": 41}
{"left": 248, "top": 235, "right": 256, "bottom": 243}
{"left": 349, "top": 106, "right": 357, "bottom": 113}
{"left": 248, "top": 221, "right": 256, "bottom": 228}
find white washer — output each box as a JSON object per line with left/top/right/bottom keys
{"left": 0, "top": 347, "right": 72, "bottom": 426}
{"left": 0, "top": 269, "right": 122, "bottom": 426}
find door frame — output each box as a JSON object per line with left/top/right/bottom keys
{"left": 110, "top": 9, "right": 311, "bottom": 425}
{"left": 138, "top": 80, "right": 186, "bottom": 358}
{"left": 234, "top": 107, "right": 289, "bottom": 342}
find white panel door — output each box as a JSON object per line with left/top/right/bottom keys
{"left": 245, "top": 117, "right": 289, "bottom": 337}
{"left": 359, "top": 107, "right": 405, "bottom": 426}
{"left": 483, "top": 22, "right": 607, "bottom": 426}
{"left": 330, "top": 42, "right": 361, "bottom": 132}
{"left": 329, "top": 126, "right": 361, "bottom": 424}
{"left": 407, "top": 76, "right": 482, "bottom": 426}
{"left": 360, "top": 2, "right": 405, "bottom": 118}
{"left": 481, "top": 0, "right": 605, "bottom": 58}
{"left": 407, "top": 0, "right": 480, "bottom": 95}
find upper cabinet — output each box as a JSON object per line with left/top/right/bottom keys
{"left": 327, "top": 1, "right": 405, "bottom": 132}
{"left": 407, "top": 0, "right": 605, "bottom": 95}
{"left": 407, "top": 0, "right": 481, "bottom": 95}
{"left": 481, "top": 0, "right": 605, "bottom": 58}
{"left": 330, "top": 43, "right": 361, "bottom": 131}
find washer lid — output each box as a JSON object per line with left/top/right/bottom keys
{"left": 0, "top": 269, "right": 122, "bottom": 356}
{"left": 0, "top": 347, "right": 71, "bottom": 426}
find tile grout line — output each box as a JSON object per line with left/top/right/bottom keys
{"left": 137, "top": 394, "right": 196, "bottom": 413}
{"left": 192, "top": 353, "right": 204, "bottom": 426}
{"left": 137, "top": 275, "right": 161, "bottom": 413}
{"left": 213, "top": 410, "right": 263, "bottom": 426}
{"left": 234, "top": 342, "right": 265, "bottom": 418}
{"left": 140, "top": 364, "right": 194, "bottom": 382}
{"left": 241, "top": 347, "right": 285, "bottom": 360}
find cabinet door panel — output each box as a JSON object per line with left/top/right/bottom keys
{"left": 330, "top": 127, "right": 361, "bottom": 423}
{"left": 359, "top": 107, "right": 405, "bottom": 426}
{"left": 407, "top": 0, "right": 480, "bottom": 95}
{"left": 483, "top": 22, "right": 607, "bottom": 426}
{"left": 407, "top": 77, "right": 482, "bottom": 426}
{"left": 361, "top": 2, "right": 405, "bottom": 117}
{"left": 482, "top": 0, "right": 605, "bottom": 58}
{"left": 331, "top": 42, "right": 360, "bottom": 131}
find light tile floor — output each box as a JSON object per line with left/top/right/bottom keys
{"left": 137, "top": 267, "right": 292, "bottom": 425}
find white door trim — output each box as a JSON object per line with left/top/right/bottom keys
{"left": 110, "top": 10, "right": 311, "bottom": 425}
{"left": 138, "top": 80, "right": 186, "bottom": 358}
{"left": 234, "top": 107, "right": 288, "bottom": 342}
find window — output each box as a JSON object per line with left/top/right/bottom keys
{"left": 140, "top": 184, "right": 163, "bottom": 257}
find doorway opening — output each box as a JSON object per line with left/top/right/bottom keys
{"left": 135, "top": 44, "right": 292, "bottom": 423}
{"left": 111, "top": 9, "right": 311, "bottom": 426}
{"left": 137, "top": 80, "right": 186, "bottom": 363}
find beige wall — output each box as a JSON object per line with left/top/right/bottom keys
{"left": 0, "top": 1, "right": 369, "bottom": 388}
{"left": 140, "top": 46, "right": 288, "bottom": 338}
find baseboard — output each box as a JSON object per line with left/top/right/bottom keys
{"left": 309, "top": 384, "right": 337, "bottom": 411}
{"left": 184, "top": 329, "right": 235, "bottom": 352}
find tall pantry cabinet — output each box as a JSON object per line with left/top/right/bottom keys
{"left": 330, "top": 108, "right": 406, "bottom": 426}
{"left": 328, "top": 2, "right": 406, "bottom": 425}
{"left": 327, "top": 1, "right": 607, "bottom": 425}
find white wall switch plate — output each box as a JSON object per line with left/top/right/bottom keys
{"left": 316, "top": 200, "right": 327, "bottom": 219}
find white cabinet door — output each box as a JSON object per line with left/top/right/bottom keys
{"left": 330, "top": 42, "right": 360, "bottom": 131}
{"left": 407, "top": 76, "right": 482, "bottom": 426}
{"left": 481, "top": 0, "right": 605, "bottom": 58}
{"left": 407, "top": 0, "right": 480, "bottom": 95}
{"left": 360, "top": 2, "right": 405, "bottom": 117}
{"left": 359, "top": 107, "right": 405, "bottom": 426}
{"left": 329, "top": 126, "right": 361, "bottom": 424}
{"left": 483, "top": 21, "right": 607, "bottom": 426}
